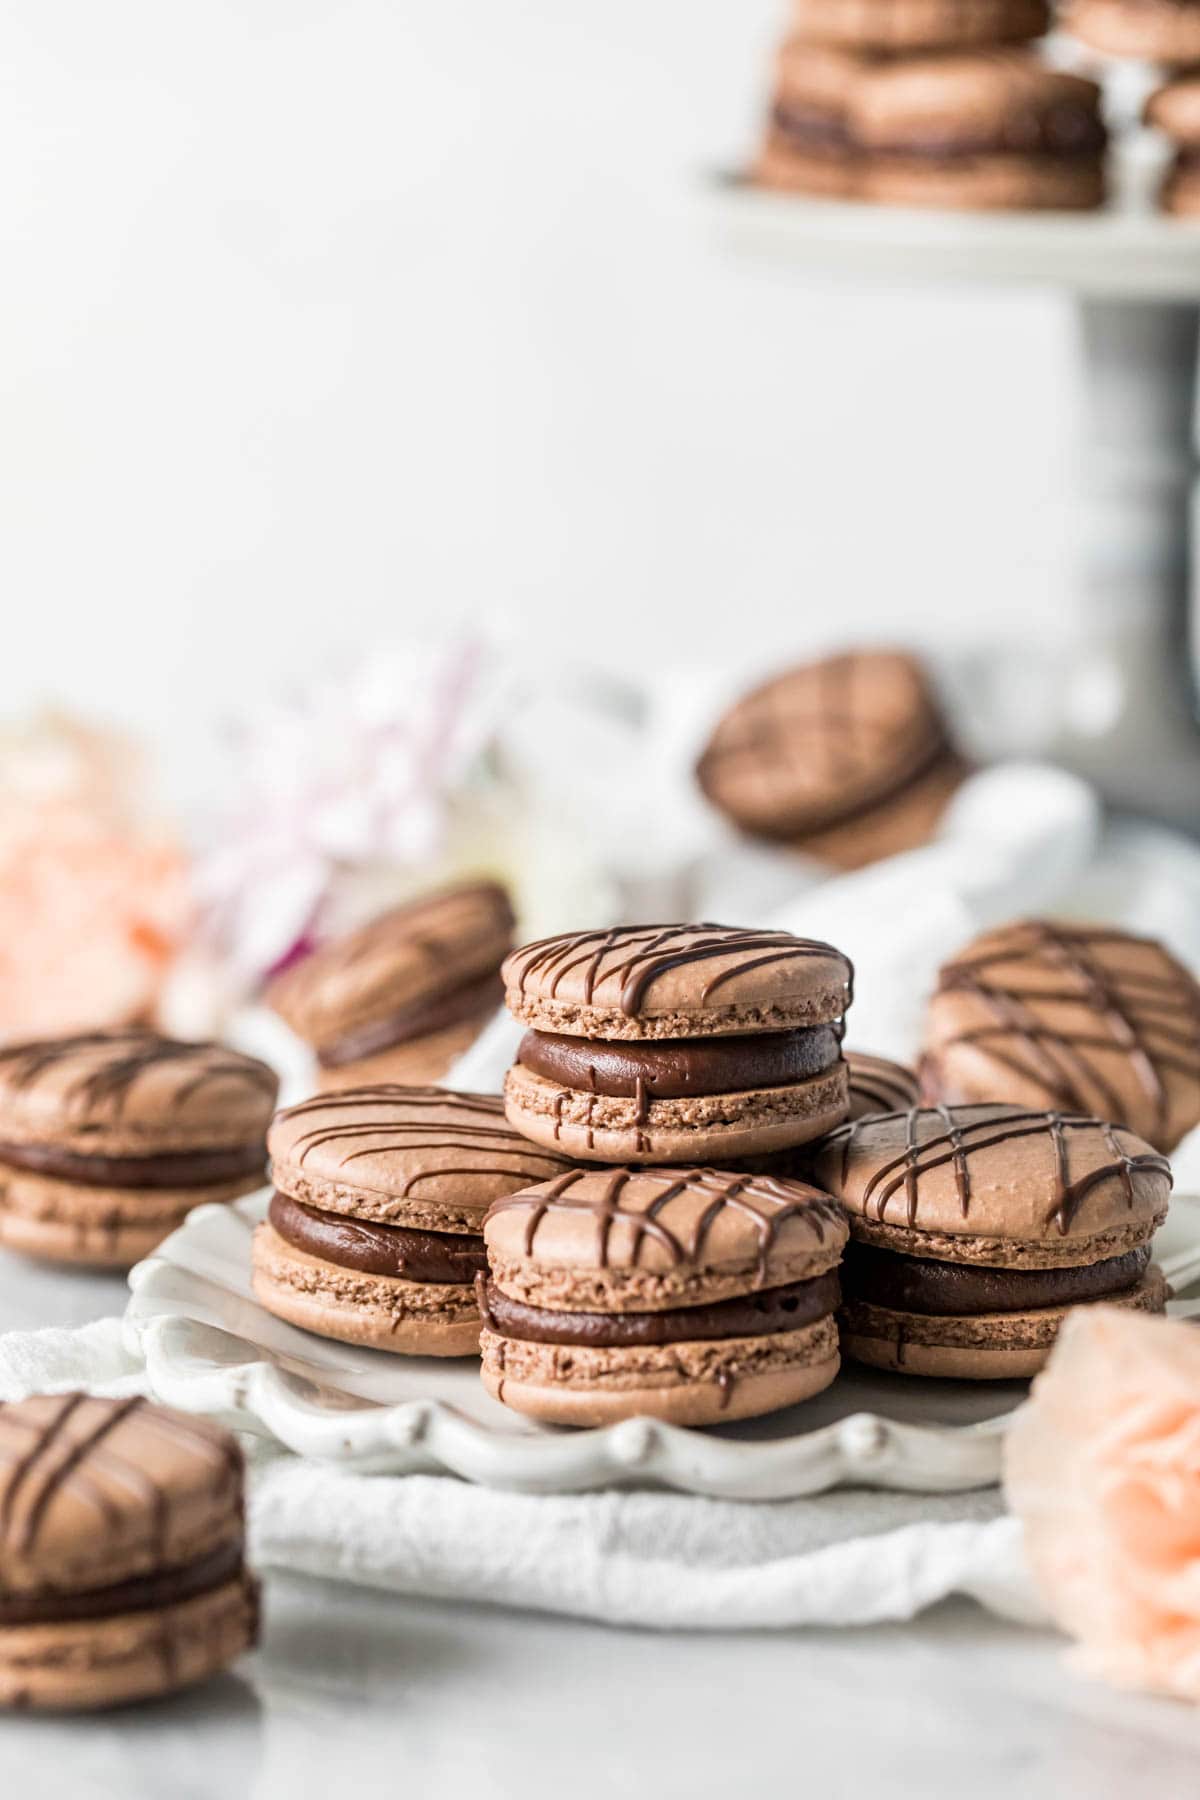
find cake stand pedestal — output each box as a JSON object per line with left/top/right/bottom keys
{"left": 709, "top": 169, "right": 1200, "bottom": 833}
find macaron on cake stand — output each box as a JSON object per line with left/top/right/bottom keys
{"left": 709, "top": 146, "right": 1200, "bottom": 832}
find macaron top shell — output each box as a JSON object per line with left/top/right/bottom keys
{"left": 484, "top": 1165, "right": 848, "bottom": 1296}
{"left": 268, "top": 1085, "right": 575, "bottom": 1227}
{"left": 0, "top": 1032, "right": 278, "bottom": 1156}
{"left": 502, "top": 923, "right": 853, "bottom": 1040}
{"left": 695, "top": 649, "right": 950, "bottom": 840}
{"left": 266, "top": 879, "right": 515, "bottom": 1051}
{"left": 923, "top": 918, "right": 1200, "bottom": 1151}
{"left": 1146, "top": 73, "right": 1200, "bottom": 144}
{"left": 811, "top": 1103, "right": 1171, "bottom": 1249}
{"left": 0, "top": 1394, "right": 244, "bottom": 1596}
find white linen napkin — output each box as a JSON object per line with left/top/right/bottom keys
{"left": 0, "top": 1315, "right": 1043, "bottom": 1632}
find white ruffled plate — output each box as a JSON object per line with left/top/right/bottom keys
{"left": 122, "top": 1189, "right": 1200, "bottom": 1501}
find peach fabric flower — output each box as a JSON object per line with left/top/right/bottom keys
{"left": 0, "top": 714, "right": 191, "bottom": 1039}
{"left": 1005, "top": 1304, "right": 1200, "bottom": 1702}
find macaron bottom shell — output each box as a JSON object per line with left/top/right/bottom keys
{"left": 503, "top": 1060, "right": 849, "bottom": 1164}
{"left": 478, "top": 1316, "right": 840, "bottom": 1427}
{"left": 251, "top": 1222, "right": 483, "bottom": 1355}
{"left": 314, "top": 1008, "right": 498, "bottom": 1094}
{"left": 0, "top": 1572, "right": 259, "bottom": 1712}
{"left": 0, "top": 1168, "right": 267, "bottom": 1270}
{"left": 839, "top": 1264, "right": 1168, "bottom": 1380}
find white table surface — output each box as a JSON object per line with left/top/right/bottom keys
{"left": 2, "top": 1258, "right": 1198, "bottom": 1798}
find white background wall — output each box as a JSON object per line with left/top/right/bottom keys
{"left": 0, "top": 1, "right": 1084, "bottom": 801}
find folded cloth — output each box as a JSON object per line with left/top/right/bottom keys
{"left": 0, "top": 1315, "right": 1045, "bottom": 1632}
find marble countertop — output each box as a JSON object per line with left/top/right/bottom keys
{"left": 2, "top": 1261, "right": 1197, "bottom": 1797}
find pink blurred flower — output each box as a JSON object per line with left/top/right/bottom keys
{"left": 1005, "top": 1304, "right": 1200, "bottom": 1703}
{"left": 197, "top": 639, "right": 511, "bottom": 989}
{"left": 0, "top": 714, "right": 190, "bottom": 1040}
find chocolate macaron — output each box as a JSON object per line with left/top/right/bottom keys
{"left": 846, "top": 1050, "right": 921, "bottom": 1118}
{"left": 253, "top": 1085, "right": 575, "bottom": 1354}
{"left": 921, "top": 919, "right": 1200, "bottom": 1152}
{"left": 0, "top": 1032, "right": 277, "bottom": 1268}
{"left": 1067, "top": 0, "right": 1200, "bottom": 64}
{"left": 1, "top": 1394, "right": 257, "bottom": 1710}
{"left": 790, "top": 0, "right": 1050, "bottom": 50}
{"left": 756, "top": 41, "right": 873, "bottom": 198}
{"left": 696, "top": 650, "right": 966, "bottom": 869}
{"left": 1147, "top": 75, "right": 1200, "bottom": 217}
{"left": 266, "top": 879, "right": 515, "bottom": 1091}
{"left": 852, "top": 54, "right": 1107, "bottom": 212}
{"left": 811, "top": 1103, "right": 1170, "bottom": 1378}
{"left": 503, "top": 924, "right": 853, "bottom": 1163}
{"left": 479, "top": 1165, "right": 848, "bottom": 1425}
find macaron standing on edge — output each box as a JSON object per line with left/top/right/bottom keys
{"left": 253, "top": 1085, "right": 576, "bottom": 1354}
{"left": 695, "top": 650, "right": 967, "bottom": 869}
{"left": 811, "top": 1103, "right": 1171, "bottom": 1379}
{"left": 479, "top": 1164, "right": 849, "bottom": 1426}
{"left": 845, "top": 1050, "right": 921, "bottom": 1119}
{"left": 921, "top": 919, "right": 1200, "bottom": 1152}
{"left": 0, "top": 1031, "right": 278, "bottom": 1268}
{"left": 266, "top": 878, "right": 515, "bottom": 1091}
{"left": 0, "top": 1394, "right": 258, "bottom": 1710}
{"left": 502, "top": 922, "right": 854, "bottom": 1164}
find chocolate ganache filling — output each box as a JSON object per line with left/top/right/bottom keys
{"left": 269, "top": 1190, "right": 487, "bottom": 1283}
{"left": 476, "top": 1270, "right": 841, "bottom": 1347}
{"left": 842, "top": 1241, "right": 1152, "bottom": 1316}
{"left": 0, "top": 1540, "right": 246, "bottom": 1627}
{"left": 318, "top": 967, "right": 504, "bottom": 1067}
{"left": 0, "top": 1140, "right": 267, "bottom": 1191}
{"left": 517, "top": 1025, "right": 843, "bottom": 1100}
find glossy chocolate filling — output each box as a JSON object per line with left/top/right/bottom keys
{"left": 773, "top": 100, "right": 1105, "bottom": 162}
{"left": 0, "top": 1539, "right": 246, "bottom": 1626}
{"left": 0, "top": 1139, "right": 267, "bottom": 1191}
{"left": 517, "top": 1025, "right": 843, "bottom": 1100}
{"left": 476, "top": 1270, "right": 841, "bottom": 1347}
{"left": 842, "top": 1240, "right": 1152, "bottom": 1316}
{"left": 269, "top": 1189, "right": 486, "bottom": 1283}
{"left": 317, "top": 967, "right": 504, "bottom": 1067}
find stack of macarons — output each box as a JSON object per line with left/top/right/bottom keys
{"left": 695, "top": 649, "right": 966, "bottom": 869}
{"left": 0, "top": 1031, "right": 277, "bottom": 1268}
{"left": 266, "top": 878, "right": 515, "bottom": 1090}
{"left": 755, "top": 9, "right": 1107, "bottom": 211}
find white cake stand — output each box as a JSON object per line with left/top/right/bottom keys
{"left": 709, "top": 156, "right": 1200, "bottom": 831}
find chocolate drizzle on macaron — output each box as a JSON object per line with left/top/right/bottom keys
{"left": 252, "top": 1085, "right": 576, "bottom": 1356}
{"left": 811, "top": 1103, "right": 1171, "bottom": 1380}
{"left": 921, "top": 919, "right": 1200, "bottom": 1151}
{"left": 0, "top": 1394, "right": 257, "bottom": 1711}
{"left": 502, "top": 923, "right": 854, "bottom": 1164}
{"left": 479, "top": 1165, "right": 849, "bottom": 1427}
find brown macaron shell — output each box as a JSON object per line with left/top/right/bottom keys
{"left": 266, "top": 879, "right": 513, "bottom": 1063}
{"left": 1066, "top": 0, "right": 1200, "bottom": 63}
{"left": 695, "top": 651, "right": 957, "bottom": 848}
{"left": 846, "top": 1050, "right": 922, "bottom": 1119}
{"left": 0, "top": 1033, "right": 277, "bottom": 1268}
{"left": 502, "top": 923, "right": 854, "bottom": 1040}
{"left": 480, "top": 1166, "right": 848, "bottom": 1426}
{"left": 921, "top": 919, "right": 1200, "bottom": 1152}
{"left": 790, "top": 0, "right": 1049, "bottom": 50}
{"left": 0, "top": 1394, "right": 256, "bottom": 1710}
{"left": 1146, "top": 72, "right": 1200, "bottom": 143}
{"left": 811, "top": 1104, "right": 1170, "bottom": 1378}
{"left": 255, "top": 1085, "right": 576, "bottom": 1356}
